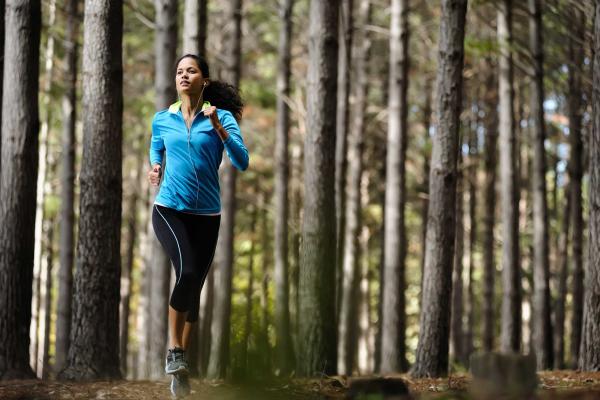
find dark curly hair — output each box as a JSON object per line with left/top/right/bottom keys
{"left": 175, "top": 54, "right": 244, "bottom": 122}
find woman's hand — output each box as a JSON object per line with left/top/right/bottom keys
{"left": 148, "top": 164, "right": 162, "bottom": 186}
{"left": 203, "top": 106, "right": 229, "bottom": 141}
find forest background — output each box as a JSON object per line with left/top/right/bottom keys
{"left": 1, "top": 0, "right": 600, "bottom": 398}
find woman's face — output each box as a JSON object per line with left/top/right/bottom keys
{"left": 175, "top": 57, "right": 206, "bottom": 95}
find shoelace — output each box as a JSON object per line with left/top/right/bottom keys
{"left": 169, "top": 348, "right": 185, "bottom": 363}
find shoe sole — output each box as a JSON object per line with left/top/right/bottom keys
{"left": 170, "top": 373, "right": 191, "bottom": 398}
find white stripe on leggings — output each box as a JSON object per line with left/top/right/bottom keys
{"left": 155, "top": 205, "right": 184, "bottom": 286}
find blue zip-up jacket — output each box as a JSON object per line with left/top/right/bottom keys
{"left": 149, "top": 101, "right": 249, "bottom": 214}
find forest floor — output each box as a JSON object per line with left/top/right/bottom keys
{"left": 1, "top": 371, "right": 599, "bottom": 399}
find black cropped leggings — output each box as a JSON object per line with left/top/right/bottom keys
{"left": 152, "top": 204, "right": 220, "bottom": 322}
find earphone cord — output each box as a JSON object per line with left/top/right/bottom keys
{"left": 186, "top": 84, "right": 207, "bottom": 209}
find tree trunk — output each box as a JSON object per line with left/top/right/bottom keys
{"left": 419, "top": 78, "right": 432, "bottom": 308}
{"left": 198, "top": 269, "right": 214, "bottom": 376}
{"left": 146, "top": 0, "right": 178, "bottom": 380}
{"left": 260, "top": 202, "right": 272, "bottom": 374}
{"left": 338, "top": 0, "right": 371, "bottom": 376}
{"left": 0, "top": 0, "right": 4, "bottom": 174}
{"left": 553, "top": 182, "right": 570, "bottom": 370}
{"left": 381, "top": 0, "right": 409, "bottom": 374}
{"left": 528, "top": 0, "right": 553, "bottom": 370}
{"left": 183, "top": 0, "right": 207, "bottom": 57}
{"left": 120, "top": 164, "right": 140, "bottom": 376}
{"left": 297, "top": 0, "right": 339, "bottom": 377}
{"left": 55, "top": 0, "right": 79, "bottom": 375}
{"left": 451, "top": 153, "right": 464, "bottom": 364}
{"left": 290, "top": 142, "right": 303, "bottom": 359}
{"left": 567, "top": 6, "right": 585, "bottom": 370}
{"left": 242, "top": 204, "right": 257, "bottom": 372}
{"left": 335, "top": 0, "right": 354, "bottom": 325}
{"left": 39, "top": 215, "right": 54, "bottom": 379}
{"left": 59, "top": 0, "right": 123, "bottom": 380}
{"left": 482, "top": 63, "right": 498, "bottom": 352}
{"left": 273, "top": 0, "right": 296, "bottom": 376}
{"left": 357, "top": 172, "right": 372, "bottom": 374}
{"left": 30, "top": 0, "right": 56, "bottom": 374}
{"left": 0, "top": 0, "right": 41, "bottom": 380}
{"left": 412, "top": 0, "right": 467, "bottom": 378}
{"left": 136, "top": 221, "right": 152, "bottom": 378}
{"left": 579, "top": 0, "right": 600, "bottom": 372}
{"left": 497, "top": 0, "right": 521, "bottom": 354}
{"left": 464, "top": 112, "right": 478, "bottom": 365}
{"left": 208, "top": 0, "right": 243, "bottom": 378}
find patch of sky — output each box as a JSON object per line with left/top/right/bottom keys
{"left": 462, "top": 142, "right": 469, "bottom": 154}
{"left": 557, "top": 142, "right": 569, "bottom": 160}
{"left": 544, "top": 98, "right": 558, "bottom": 112}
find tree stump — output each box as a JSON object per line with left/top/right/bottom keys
{"left": 470, "top": 352, "right": 537, "bottom": 399}
{"left": 346, "top": 377, "right": 411, "bottom": 399}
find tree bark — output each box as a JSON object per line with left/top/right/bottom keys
{"left": 464, "top": 111, "right": 478, "bottom": 365}
{"left": 338, "top": 0, "right": 371, "bottom": 376}
{"left": 412, "top": 0, "right": 467, "bottom": 378}
{"left": 381, "top": 0, "right": 409, "bottom": 374}
{"left": 55, "top": 0, "right": 79, "bottom": 374}
{"left": 553, "top": 182, "right": 570, "bottom": 370}
{"left": 498, "top": 0, "right": 521, "bottom": 354}
{"left": 579, "top": 0, "right": 600, "bottom": 372}
{"left": 39, "top": 215, "right": 54, "bottom": 379}
{"left": 208, "top": 0, "right": 243, "bottom": 379}
{"left": 120, "top": 164, "right": 140, "bottom": 376}
{"left": 290, "top": 142, "right": 303, "bottom": 360}
{"left": 335, "top": 0, "right": 354, "bottom": 324}
{"left": 528, "top": 0, "right": 553, "bottom": 370}
{"left": 30, "top": 0, "right": 56, "bottom": 375}
{"left": 59, "top": 0, "right": 123, "bottom": 380}
{"left": 357, "top": 172, "right": 372, "bottom": 374}
{"left": 297, "top": 0, "right": 339, "bottom": 377}
{"left": 260, "top": 201, "right": 272, "bottom": 374}
{"left": 451, "top": 154, "right": 465, "bottom": 364}
{"left": 482, "top": 62, "right": 498, "bottom": 352}
{"left": 183, "top": 0, "right": 208, "bottom": 57}
{"left": 241, "top": 204, "right": 257, "bottom": 373}
{"left": 419, "top": 78, "right": 432, "bottom": 309}
{"left": 0, "top": 0, "right": 41, "bottom": 380}
{"left": 0, "top": 0, "right": 4, "bottom": 174}
{"left": 198, "top": 269, "right": 214, "bottom": 376}
{"left": 273, "top": 0, "right": 296, "bottom": 376}
{"left": 567, "top": 5, "right": 585, "bottom": 370}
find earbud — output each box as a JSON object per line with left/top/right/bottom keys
{"left": 204, "top": 81, "right": 208, "bottom": 87}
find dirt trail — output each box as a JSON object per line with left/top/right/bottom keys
{"left": 1, "top": 371, "right": 599, "bottom": 399}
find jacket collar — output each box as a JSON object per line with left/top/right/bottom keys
{"left": 168, "top": 100, "right": 211, "bottom": 114}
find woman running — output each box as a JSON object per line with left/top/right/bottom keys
{"left": 148, "top": 54, "right": 248, "bottom": 397}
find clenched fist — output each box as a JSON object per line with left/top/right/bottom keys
{"left": 148, "top": 164, "right": 162, "bottom": 186}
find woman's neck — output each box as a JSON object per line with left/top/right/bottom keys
{"left": 180, "top": 93, "right": 203, "bottom": 117}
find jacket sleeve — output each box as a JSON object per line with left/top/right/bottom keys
{"left": 220, "top": 111, "right": 249, "bottom": 171}
{"left": 149, "top": 113, "right": 164, "bottom": 166}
